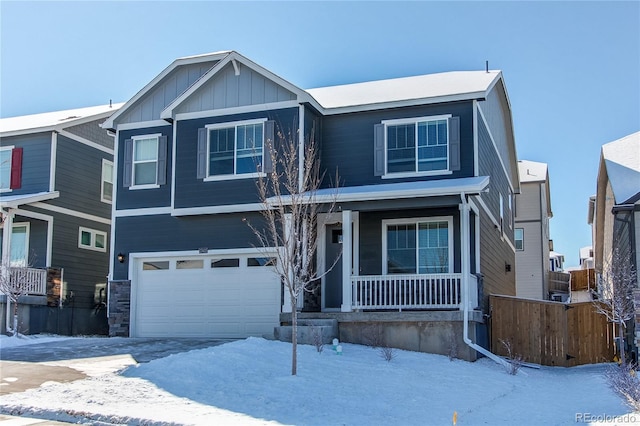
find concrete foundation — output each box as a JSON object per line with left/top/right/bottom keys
{"left": 281, "top": 310, "right": 485, "bottom": 361}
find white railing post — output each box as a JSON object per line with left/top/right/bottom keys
{"left": 341, "top": 209, "right": 352, "bottom": 312}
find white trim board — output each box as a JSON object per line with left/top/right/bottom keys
{"left": 31, "top": 202, "right": 111, "bottom": 225}
{"left": 57, "top": 130, "right": 113, "bottom": 155}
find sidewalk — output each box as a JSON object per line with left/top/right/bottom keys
{"left": 0, "top": 414, "right": 71, "bottom": 425}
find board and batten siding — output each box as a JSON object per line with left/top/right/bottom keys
{"left": 117, "top": 61, "right": 219, "bottom": 125}
{"left": 319, "top": 102, "right": 475, "bottom": 189}
{"left": 112, "top": 211, "right": 269, "bottom": 280}
{"left": 51, "top": 135, "right": 112, "bottom": 219}
{"left": 116, "top": 125, "right": 173, "bottom": 210}
{"left": 175, "top": 62, "right": 296, "bottom": 114}
{"left": 173, "top": 107, "right": 298, "bottom": 209}
{"left": 1, "top": 133, "right": 51, "bottom": 195}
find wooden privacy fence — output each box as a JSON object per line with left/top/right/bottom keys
{"left": 490, "top": 295, "right": 614, "bottom": 367}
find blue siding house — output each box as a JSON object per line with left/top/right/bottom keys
{"left": 0, "top": 104, "right": 121, "bottom": 335}
{"left": 104, "top": 51, "right": 519, "bottom": 360}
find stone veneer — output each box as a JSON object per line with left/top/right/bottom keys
{"left": 108, "top": 280, "right": 131, "bottom": 337}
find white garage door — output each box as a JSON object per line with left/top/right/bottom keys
{"left": 133, "top": 254, "right": 281, "bottom": 338}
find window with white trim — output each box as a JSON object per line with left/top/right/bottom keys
{"left": 515, "top": 228, "right": 524, "bottom": 251}
{"left": 207, "top": 120, "right": 264, "bottom": 178}
{"left": 78, "top": 227, "right": 107, "bottom": 252}
{"left": 0, "top": 223, "right": 30, "bottom": 266}
{"left": 133, "top": 136, "right": 159, "bottom": 186}
{"left": 383, "top": 217, "right": 453, "bottom": 274}
{"left": 0, "top": 147, "right": 13, "bottom": 191}
{"left": 383, "top": 115, "right": 452, "bottom": 176}
{"left": 101, "top": 159, "right": 114, "bottom": 203}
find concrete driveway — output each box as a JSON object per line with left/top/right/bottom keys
{"left": 0, "top": 337, "right": 229, "bottom": 395}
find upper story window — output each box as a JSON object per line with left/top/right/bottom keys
{"left": 101, "top": 159, "right": 114, "bottom": 203}
{"left": 78, "top": 227, "right": 107, "bottom": 252}
{"left": 0, "top": 146, "right": 22, "bottom": 192}
{"left": 123, "top": 133, "right": 167, "bottom": 190}
{"left": 197, "top": 119, "right": 274, "bottom": 181}
{"left": 374, "top": 115, "right": 460, "bottom": 179}
{"left": 383, "top": 217, "right": 453, "bottom": 275}
{"left": 515, "top": 228, "right": 524, "bottom": 251}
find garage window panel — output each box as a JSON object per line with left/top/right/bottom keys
{"left": 212, "top": 258, "right": 240, "bottom": 268}
{"left": 177, "top": 259, "right": 204, "bottom": 269}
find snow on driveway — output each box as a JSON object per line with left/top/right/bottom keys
{"left": 0, "top": 336, "right": 637, "bottom": 425}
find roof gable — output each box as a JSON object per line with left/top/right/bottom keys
{"left": 161, "top": 51, "right": 310, "bottom": 120}
{"left": 601, "top": 131, "right": 640, "bottom": 204}
{"left": 173, "top": 61, "right": 296, "bottom": 116}
{"left": 102, "top": 51, "right": 231, "bottom": 129}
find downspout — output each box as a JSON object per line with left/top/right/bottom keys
{"left": 460, "top": 193, "right": 509, "bottom": 368}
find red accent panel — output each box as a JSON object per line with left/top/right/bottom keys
{"left": 10, "top": 147, "right": 23, "bottom": 189}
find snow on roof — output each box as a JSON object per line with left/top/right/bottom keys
{"left": 0, "top": 103, "right": 124, "bottom": 135}
{"left": 602, "top": 131, "right": 640, "bottom": 204}
{"left": 306, "top": 70, "right": 501, "bottom": 110}
{"left": 518, "top": 160, "right": 548, "bottom": 183}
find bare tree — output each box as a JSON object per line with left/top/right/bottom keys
{"left": 592, "top": 247, "right": 637, "bottom": 364}
{"left": 246, "top": 122, "right": 339, "bottom": 375}
{"left": 0, "top": 259, "right": 40, "bottom": 336}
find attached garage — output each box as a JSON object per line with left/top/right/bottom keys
{"left": 130, "top": 252, "right": 281, "bottom": 338}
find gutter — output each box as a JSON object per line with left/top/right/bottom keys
{"left": 460, "top": 193, "right": 510, "bottom": 368}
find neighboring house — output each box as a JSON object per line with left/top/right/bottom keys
{"left": 549, "top": 251, "right": 565, "bottom": 272}
{"left": 591, "top": 131, "right": 640, "bottom": 362}
{"left": 579, "top": 246, "right": 594, "bottom": 269}
{"left": 514, "top": 160, "right": 553, "bottom": 300}
{"left": 0, "top": 103, "right": 121, "bottom": 335}
{"left": 103, "top": 51, "right": 519, "bottom": 361}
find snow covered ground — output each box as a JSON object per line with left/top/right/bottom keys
{"left": 0, "top": 335, "right": 638, "bottom": 425}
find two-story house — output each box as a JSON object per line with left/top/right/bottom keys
{"left": 514, "top": 160, "right": 553, "bottom": 300}
{"left": 590, "top": 131, "right": 639, "bottom": 362}
{"left": 0, "top": 103, "right": 121, "bottom": 335}
{"left": 104, "top": 51, "right": 518, "bottom": 360}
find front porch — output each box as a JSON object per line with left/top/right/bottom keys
{"left": 351, "top": 273, "right": 478, "bottom": 311}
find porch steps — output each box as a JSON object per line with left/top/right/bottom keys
{"left": 273, "top": 318, "right": 338, "bottom": 345}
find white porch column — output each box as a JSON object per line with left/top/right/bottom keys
{"left": 459, "top": 200, "right": 471, "bottom": 311}
{"left": 341, "top": 209, "right": 352, "bottom": 312}
{"left": 2, "top": 209, "right": 15, "bottom": 332}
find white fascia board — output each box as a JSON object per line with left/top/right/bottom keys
{"left": 130, "top": 246, "right": 277, "bottom": 260}
{"left": 115, "top": 120, "right": 171, "bottom": 132}
{"left": 161, "top": 51, "right": 314, "bottom": 120}
{"left": 269, "top": 177, "right": 490, "bottom": 205}
{"left": 57, "top": 130, "right": 113, "bottom": 155}
{"left": 1, "top": 107, "right": 122, "bottom": 138}
{"left": 0, "top": 191, "right": 60, "bottom": 209}
{"left": 174, "top": 101, "right": 301, "bottom": 122}
{"left": 114, "top": 207, "right": 172, "bottom": 217}
{"left": 31, "top": 202, "right": 111, "bottom": 225}
{"left": 171, "top": 203, "right": 264, "bottom": 217}
{"left": 318, "top": 91, "right": 488, "bottom": 116}
{"left": 103, "top": 52, "right": 231, "bottom": 130}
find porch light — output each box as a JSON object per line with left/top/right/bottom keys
{"left": 336, "top": 345, "right": 343, "bottom": 355}
{"left": 117, "top": 253, "right": 126, "bottom": 263}
{"left": 505, "top": 262, "right": 511, "bottom": 273}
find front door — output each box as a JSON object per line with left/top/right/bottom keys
{"left": 324, "top": 223, "right": 343, "bottom": 310}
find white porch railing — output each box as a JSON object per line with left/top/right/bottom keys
{"left": 351, "top": 273, "right": 477, "bottom": 311}
{"left": 5, "top": 267, "right": 48, "bottom": 296}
